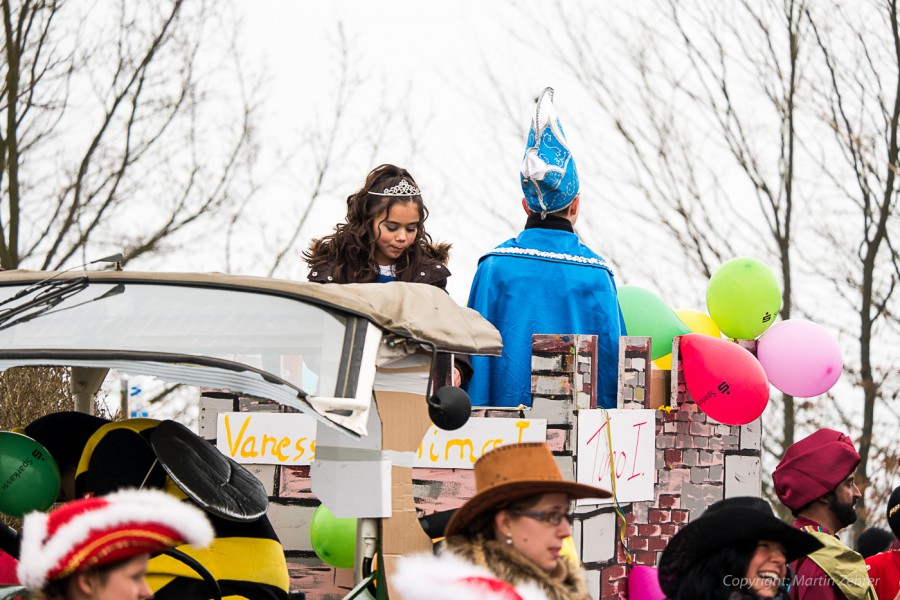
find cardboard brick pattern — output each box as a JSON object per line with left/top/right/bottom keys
{"left": 410, "top": 334, "right": 761, "bottom": 600}
{"left": 198, "top": 333, "right": 762, "bottom": 600}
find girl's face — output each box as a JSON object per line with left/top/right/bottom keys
{"left": 494, "top": 493, "right": 573, "bottom": 573}
{"left": 744, "top": 540, "right": 787, "bottom": 598}
{"left": 372, "top": 201, "right": 420, "bottom": 266}
{"left": 75, "top": 553, "right": 153, "bottom": 600}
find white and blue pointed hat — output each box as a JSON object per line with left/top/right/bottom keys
{"left": 521, "top": 87, "right": 579, "bottom": 216}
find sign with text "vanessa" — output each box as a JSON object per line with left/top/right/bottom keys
{"left": 216, "top": 412, "right": 547, "bottom": 468}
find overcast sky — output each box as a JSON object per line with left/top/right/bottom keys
{"left": 239, "top": 1, "right": 613, "bottom": 303}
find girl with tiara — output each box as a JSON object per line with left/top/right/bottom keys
{"left": 304, "top": 163, "right": 469, "bottom": 384}
{"left": 304, "top": 163, "right": 451, "bottom": 288}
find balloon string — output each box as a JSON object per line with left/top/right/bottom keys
{"left": 601, "top": 409, "right": 634, "bottom": 566}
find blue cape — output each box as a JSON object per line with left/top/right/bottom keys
{"left": 466, "top": 228, "right": 624, "bottom": 408}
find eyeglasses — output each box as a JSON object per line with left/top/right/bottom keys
{"left": 510, "top": 510, "right": 575, "bottom": 526}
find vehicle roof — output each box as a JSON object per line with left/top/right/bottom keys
{"left": 0, "top": 270, "right": 502, "bottom": 355}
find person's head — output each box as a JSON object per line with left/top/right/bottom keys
{"left": 444, "top": 442, "right": 609, "bottom": 573}
{"left": 304, "top": 164, "right": 449, "bottom": 281}
{"left": 42, "top": 554, "right": 152, "bottom": 600}
{"left": 491, "top": 492, "right": 573, "bottom": 572}
{"left": 348, "top": 164, "right": 426, "bottom": 266}
{"left": 773, "top": 428, "right": 861, "bottom": 532}
{"left": 25, "top": 412, "right": 110, "bottom": 501}
{"left": 883, "top": 485, "right": 900, "bottom": 550}
{"left": 521, "top": 195, "right": 580, "bottom": 226}
{"left": 857, "top": 527, "right": 894, "bottom": 558}
{"left": 658, "top": 496, "right": 823, "bottom": 600}
{"left": 17, "top": 489, "right": 214, "bottom": 599}
{"left": 520, "top": 87, "right": 580, "bottom": 219}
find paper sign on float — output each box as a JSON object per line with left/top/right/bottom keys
{"left": 215, "top": 412, "right": 546, "bottom": 469}
{"left": 575, "top": 409, "right": 656, "bottom": 504}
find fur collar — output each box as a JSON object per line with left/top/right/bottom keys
{"left": 444, "top": 535, "right": 592, "bottom": 600}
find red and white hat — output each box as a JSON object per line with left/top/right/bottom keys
{"left": 393, "top": 552, "right": 547, "bottom": 600}
{"left": 17, "top": 488, "right": 214, "bottom": 590}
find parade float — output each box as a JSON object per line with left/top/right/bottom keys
{"left": 0, "top": 257, "right": 845, "bottom": 599}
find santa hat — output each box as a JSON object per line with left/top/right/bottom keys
{"left": 393, "top": 552, "right": 547, "bottom": 600}
{"left": 17, "top": 488, "right": 213, "bottom": 590}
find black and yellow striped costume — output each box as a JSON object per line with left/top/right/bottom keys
{"left": 73, "top": 418, "right": 289, "bottom": 600}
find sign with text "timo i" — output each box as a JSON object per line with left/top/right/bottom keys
{"left": 216, "top": 412, "right": 547, "bottom": 468}
{"left": 575, "top": 409, "right": 656, "bottom": 504}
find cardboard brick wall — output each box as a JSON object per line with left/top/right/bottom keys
{"left": 198, "top": 333, "right": 762, "bottom": 600}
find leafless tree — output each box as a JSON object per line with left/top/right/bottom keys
{"left": 506, "top": 0, "right": 900, "bottom": 525}
{"left": 801, "top": 0, "right": 900, "bottom": 523}
{"left": 0, "top": 0, "right": 259, "bottom": 270}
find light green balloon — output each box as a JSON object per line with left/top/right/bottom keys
{"left": 706, "top": 257, "right": 782, "bottom": 340}
{"left": 309, "top": 503, "right": 356, "bottom": 569}
{"left": 617, "top": 285, "right": 691, "bottom": 360}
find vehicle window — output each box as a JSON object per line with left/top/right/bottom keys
{"left": 0, "top": 281, "right": 353, "bottom": 397}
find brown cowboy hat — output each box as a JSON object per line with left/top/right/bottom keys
{"left": 444, "top": 442, "right": 611, "bottom": 536}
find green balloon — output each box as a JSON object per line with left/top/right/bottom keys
{"left": 0, "top": 432, "right": 60, "bottom": 517}
{"left": 706, "top": 257, "right": 782, "bottom": 340}
{"left": 309, "top": 503, "right": 356, "bottom": 569}
{"left": 617, "top": 285, "right": 691, "bottom": 360}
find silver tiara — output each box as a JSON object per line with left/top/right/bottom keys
{"left": 370, "top": 179, "right": 421, "bottom": 196}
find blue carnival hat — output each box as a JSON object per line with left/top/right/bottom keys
{"left": 521, "top": 87, "right": 580, "bottom": 216}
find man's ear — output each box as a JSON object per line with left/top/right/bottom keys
{"left": 522, "top": 198, "right": 534, "bottom": 215}
{"left": 568, "top": 195, "right": 581, "bottom": 218}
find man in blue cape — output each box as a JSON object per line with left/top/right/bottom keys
{"left": 466, "top": 87, "right": 625, "bottom": 409}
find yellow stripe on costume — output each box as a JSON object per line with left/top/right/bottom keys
{"left": 76, "top": 418, "right": 160, "bottom": 478}
{"left": 146, "top": 537, "right": 289, "bottom": 593}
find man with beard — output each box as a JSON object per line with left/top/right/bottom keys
{"left": 773, "top": 428, "right": 876, "bottom": 600}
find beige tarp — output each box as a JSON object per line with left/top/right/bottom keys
{"left": 0, "top": 270, "right": 502, "bottom": 355}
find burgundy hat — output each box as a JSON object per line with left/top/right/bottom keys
{"left": 773, "top": 428, "right": 859, "bottom": 510}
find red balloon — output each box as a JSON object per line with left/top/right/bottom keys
{"left": 680, "top": 334, "right": 769, "bottom": 425}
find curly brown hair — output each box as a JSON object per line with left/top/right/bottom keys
{"left": 303, "top": 164, "right": 450, "bottom": 283}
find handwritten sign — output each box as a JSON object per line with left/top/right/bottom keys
{"left": 575, "top": 409, "right": 656, "bottom": 504}
{"left": 216, "top": 412, "right": 545, "bottom": 468}
{"left": 416, "top": 418, "right": 546, "bottom": 468}
{"left": 217, "top": 412, "right": 318, "bottom": 465}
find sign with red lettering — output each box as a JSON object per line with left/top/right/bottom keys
{"left": 575, "top": 409, "right": 656, "bottom": 504}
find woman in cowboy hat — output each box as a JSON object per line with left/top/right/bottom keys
{"left": 657, "top": 496, "right": 824, "bottom": 600}
{"left": 17, "top": 489, "right": 213, "bottom": 600}
{"left": 394, "top": 442, "right": 610, "bottom": 600}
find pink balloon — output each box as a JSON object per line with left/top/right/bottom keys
{"left": 681, "top": 334, "right": 769, "bottom": 425}
{"left": 628, "top": 566, "right": 665, "bottom": 600}
{"left": 757, "top": 319, "right": 842, "bottom": 398}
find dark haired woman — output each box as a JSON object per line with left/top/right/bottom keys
{"left": 305, "top": 163, "right": 470, "bottom": 384}
{"left": 394, "top": 443, "right": 611, "bottom": 600}
{"left": 304, "top": 163, "right": 451, "bottom": 288}
{"left": 658, "top": 496, "right": 823, "bottom": 599}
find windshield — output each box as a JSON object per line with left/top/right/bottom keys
{"left": 0, "top": 281, "right": 351, "bottom": 397}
